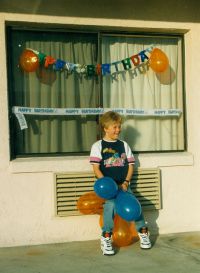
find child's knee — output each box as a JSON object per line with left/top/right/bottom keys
{"left": 104, "top": 199, "right": 115, "bottom": 211}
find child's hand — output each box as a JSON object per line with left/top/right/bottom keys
{"left": 120, "top": 181, "right": 129, "bottom": 191}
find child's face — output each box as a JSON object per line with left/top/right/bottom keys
{"left": 104, "top": 122, "right": 121, "bottom": 141}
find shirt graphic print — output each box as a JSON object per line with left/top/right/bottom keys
{"left": 90, "top": 139, "right": 135, "bottom": 184}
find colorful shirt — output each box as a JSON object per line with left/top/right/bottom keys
{"left": 90, "top": 139, "right": 135, "bottom": 184}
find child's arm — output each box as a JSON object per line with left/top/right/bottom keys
{"left": 92, "top": 164, "right": 104, "bottom": 179}
{"left": 125, "top": 164, "right": 134, "bottom": 182}
{"left": 121, "top": 164, "right": 134, "bottom": 191}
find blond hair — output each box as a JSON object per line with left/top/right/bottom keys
{"left": 99, "top": 111, "right": 122, "bottom": 133}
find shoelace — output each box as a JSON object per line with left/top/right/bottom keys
{"left": 105, "top": 237, "right": 112, "bottom": 248}
{"left": 140, "top": 233, "right": 150, "bottom": 243}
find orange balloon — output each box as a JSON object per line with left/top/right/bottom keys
{"left": 19, "top": 49, "right": 39, "bottom": 72}
{"left": 113, "top": 215, "right": 139, "bottom": 247}
{"left": 77, "top": 192, "right": 104, "bottom": 215}
{"left": 99, "top": 213, "right": 139, "bottom": 247}
{"left": 149, "top": 48, "right": 169, "bottom": 73}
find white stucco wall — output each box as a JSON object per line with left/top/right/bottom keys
{"left": 0, "top": 12, "right": 200, "bottom": 247}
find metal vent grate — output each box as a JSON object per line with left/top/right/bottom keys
{"left": 55, "top": 168, "right": 161, "bottom": 217}
{"left": 130, "top": 168, "right": 161, "bottom": 210}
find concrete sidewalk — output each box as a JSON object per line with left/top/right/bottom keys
{"left": 0, "top": 231, "right": 199, "bottom": 273}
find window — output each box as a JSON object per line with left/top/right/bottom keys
{"left": 7, "top": 25, "right": 185, "bottom": 158}
{"left": 102, "top": 35, "right": 185, "bottom": 152}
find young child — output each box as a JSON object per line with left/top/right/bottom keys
{"left": 90, "top": 111, "right": 151, "bottom": 255}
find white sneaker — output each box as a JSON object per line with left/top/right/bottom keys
{"left": 101, "top": 235, "right": 115, "bottom": 255}
{"left": 138, "top": 230, "right": 152, "bottom": 249}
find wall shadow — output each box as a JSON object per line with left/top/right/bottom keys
{"left": 131, "top": 166, "right": 161, "bottom": 247}
{"left": 123, "top": 125, "right": 161, "bottom": 247}
{"left": 1, "top": 0, "right": 200, "bottom": 23}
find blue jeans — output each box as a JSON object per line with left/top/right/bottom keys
{"left": 102, "top": 186, "right": 146, "bottom": 234}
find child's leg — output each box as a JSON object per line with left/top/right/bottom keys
{"left": 101, "top": 199, "right": 115, "bottom": 255}
{"left": 126, "top": 186, "right": 147, "bottom": 232}
{"left": 102, "top": 198, "right": 116, "bottom": 234}
{"left": 126, "top": 187, "right": 151, "bottom": 249}
{"left": 134, "top": 212, "right": 146, "bottom": 232}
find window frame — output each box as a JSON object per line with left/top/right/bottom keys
{"left": 6, "top": 22, "right": 187, "bottom": 159}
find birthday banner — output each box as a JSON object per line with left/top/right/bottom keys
{"left": 12, "top": 106, "right": 182, "bottom": 130}
{"left": 20, "top": 45, "right": 158, "bottom": 76}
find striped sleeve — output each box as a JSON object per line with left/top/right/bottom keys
{"left": 89, "top": 140, "right": 102, "bottom": 164}
{"left": 123, "top": 141, "right": 135, "bottom": 164}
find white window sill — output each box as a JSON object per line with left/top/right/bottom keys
{"left": 137, "top": 152, "right": 194, "bottom": 168}
{"left": 9, "top": 152, "right": 194, "bottom": 174}
{"left": 9, "top": 156, "right": 91, "bottom": 174}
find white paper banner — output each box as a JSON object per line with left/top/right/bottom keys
{"left": 12, "top": 106, "right": 182, "bottom": 130}
{"left": 15, "top": 113, "right": 28, "bottom": 130}
{"left": 13, "top": 106, "right": 182, "bottom": 116}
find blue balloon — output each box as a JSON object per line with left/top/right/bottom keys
{"left": 94, "top": 177, "right": 118, "bottom": 199}
{"left": 115, "top": 190, "right": 142, "bottom": 222}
